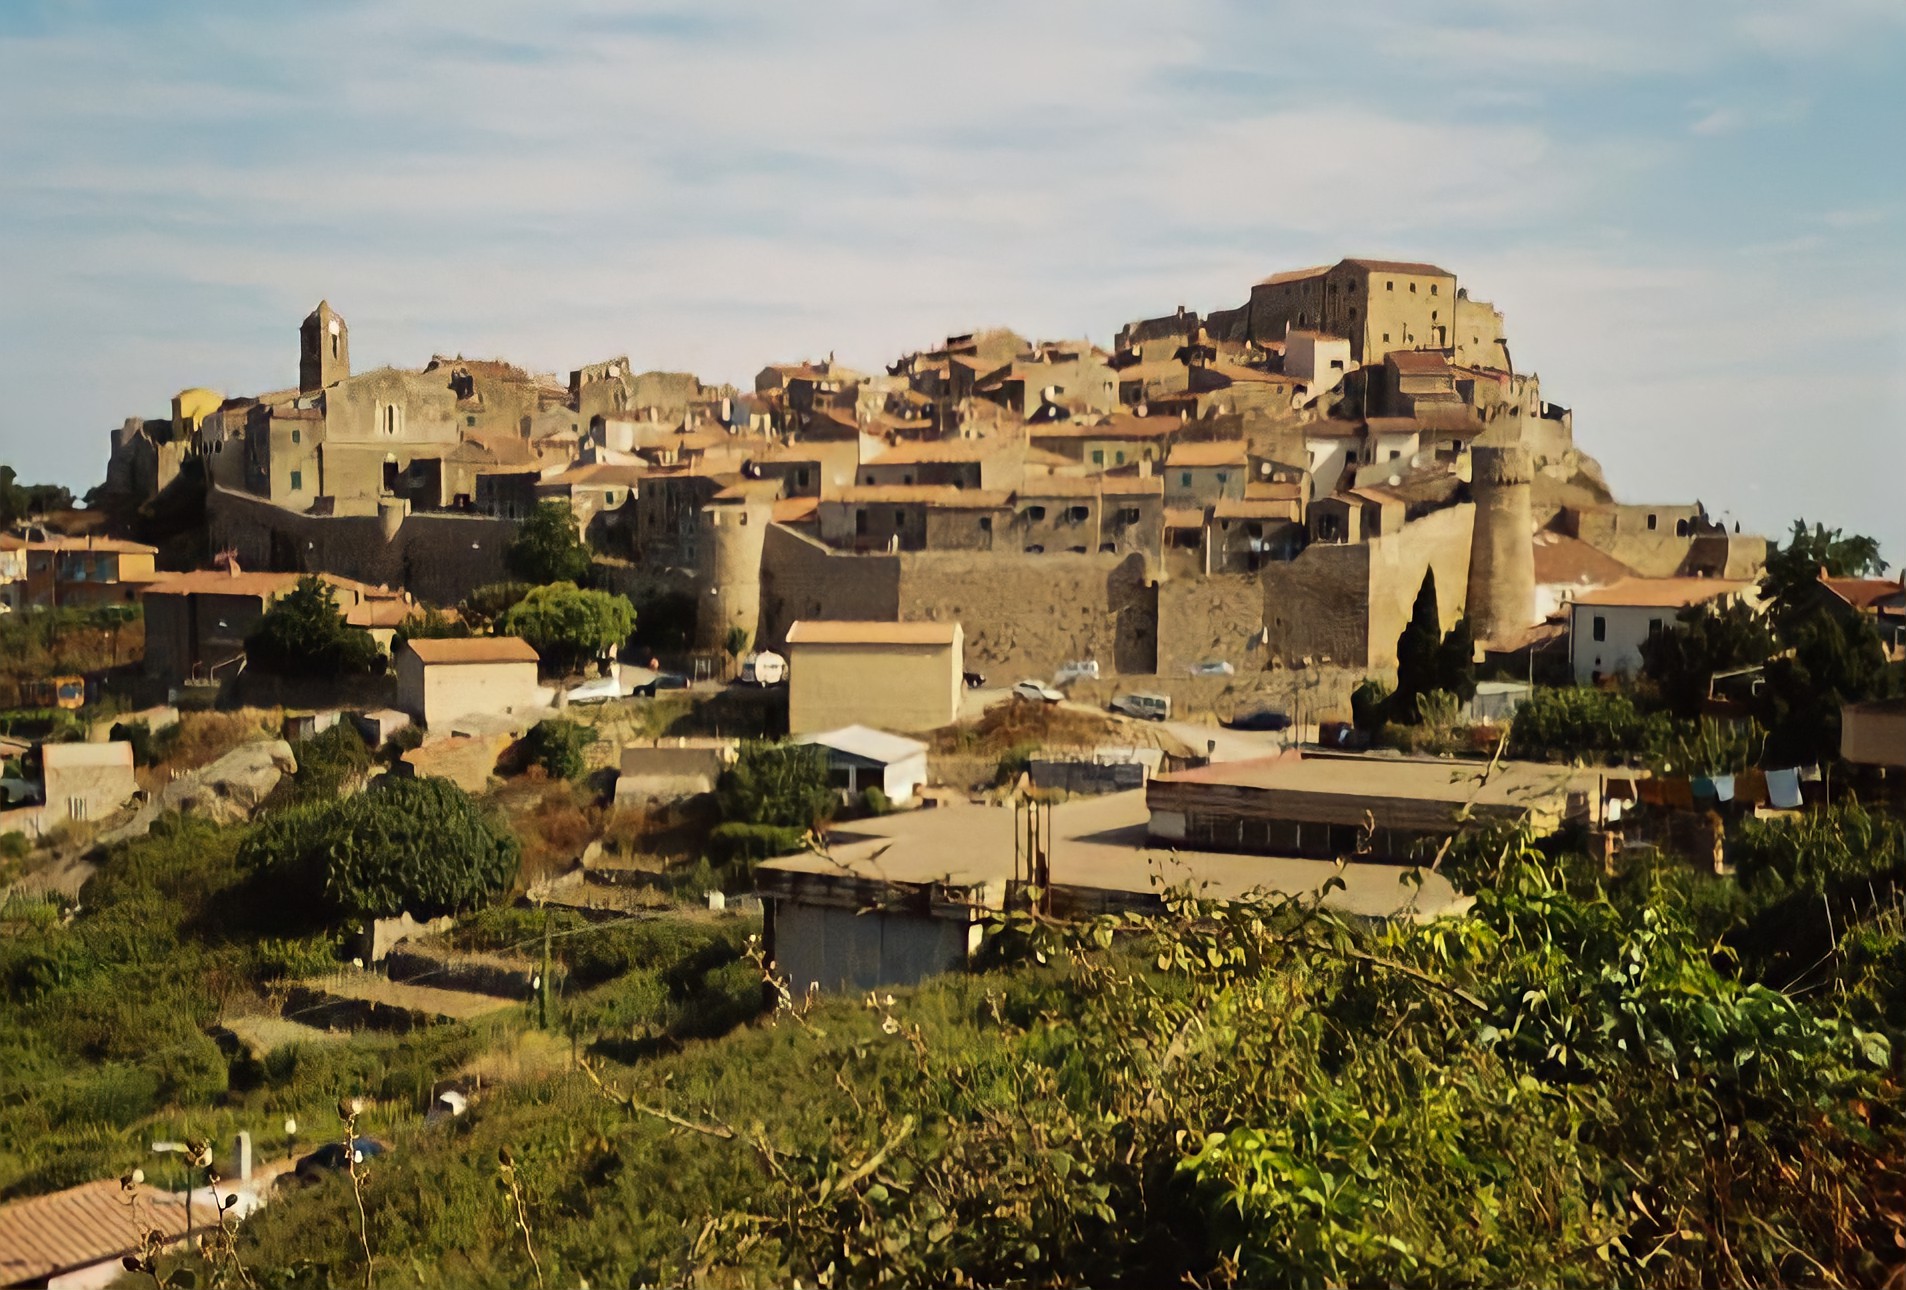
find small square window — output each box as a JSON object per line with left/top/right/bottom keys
{"left": 1091, "top": 449, "right": 1104, "bottom": 465}
{"left": 1180, "top": 472, "right": 1192, "bottom": 487}
{"left": 466, "top": 415, "right": 477, "bottom": 426}
{"left": 894, "top": 510, "right": 906, "bottom": 526}
{"left": 289, "top": 469, "right": 303, "bottom": 491}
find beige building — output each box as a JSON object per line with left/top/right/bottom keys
{"left": 396, "top": 636, "right": 545, "bottom": 730}
{"left": 1246, "top": 259, "right": 1508, "bottom": 368}
{"left": 40, "top": 740, "right": 139, "bottom": 824}
{"left": 784, "top": 619, "right": 964, "bottom": 734}
{"left": 1567, "top": 577, "right": 1752, "bottom": 684}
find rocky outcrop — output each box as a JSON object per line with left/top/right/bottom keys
{"left": 98, "top": 740, "right": 298, "bottom": 845}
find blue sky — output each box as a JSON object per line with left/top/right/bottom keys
{"left": 2, "top": 1, "right": 1902, "bottom": 559}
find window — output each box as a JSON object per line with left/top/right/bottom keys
{"left": 894, "top": 510, "right": 906, "bottom": 527}
{"left": 1409, "top": 282, "right": 1417, "bottom": 293}
{"left": 1180, "top": 472, "right": 1193, "bottom": 487}
{"left": 1215, "top": 472, "right": 1228, "bottom": 486}
{"left": 1065, "top": 505, "right": 1089, "bottom": 523}
{"left": 466, "top": 415, "right": 477, "bottom": 427}
{"left": 289, "top": 469, "right": 303, "bottom": 491}
{"left": 1386, "top": 280, "right": 1394, "bottom": 291}
{"left": 1114, "top": 450, "right": 1126, "bottom": 464}
{"left": 1091, "top": 449, "right": 1105, "bottom": 466}
{"left": 1592, "top": 615, "right": 1607, "bottom": 642}
{"left": 862, "top": 474, "right": 874, "bottom": 485}
{"left": 1648, "top": 617, "right": 1665, "bottom": 638}
{"left": 290, "top": 428, "right": 301, "bottom": 444}
{"left": 1647, "top": 513, "right": 1659, "bottom": 531}
{"left": 1347, "top": 307, "right": 1357, "bottom": 321}
{"left": 1116, "top": 506, "right": 1140, "bottom": 524}
{"left": 1025, "top": 544, "right": 1045, "bottom": 554}
{"left": 902, "top": 474, "right": 914, "bottom": 486}
{"left": 855, "top": 509, "right": 868, "bottom": 535}
{"left": 1382, "top": 333, "right": 1391, "bottom": 344}
{"left": 1388, "top": 450, "right": 1400, "bottom": 461}
{"left": 1025, "top": 505, "right": 1047, "bottom": 521}
{"left": 979, "top": 516, "right": 992, "bottom": 532}
{"left": 1430, "top": 284, "right": 1439, "bottom": 296}
{"left": 795, "top": 468, "right": 810, "bottom": 488}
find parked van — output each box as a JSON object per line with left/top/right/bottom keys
{"left": 1109, "top": 692, "right": 1172, "bottom": 722}
{"left": 740, "top": 651, "right": 787, "bottom": 686}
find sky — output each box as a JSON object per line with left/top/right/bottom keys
{"left": 1, "top": 0, "right": 1902, "bottom": 561}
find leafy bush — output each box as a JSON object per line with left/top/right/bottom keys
{"left": 272, "top": 721, "right": 372, "bottom": 808}
{"left": 244, "top": 575, "right": 382, "bottom": 677}
{"left": 522, "top": 718, "right": 592, "bottom": 781}
{"left": 505, "top": 501, "right": 594, "bottom": 585}
{"left": 239, "top": 775, "right": 520, "bottom": 921}
{"left": 860, "top": 785, "right": 893, "bottom": 816}
{"left": 498, "top": 582, "right": 637, "bottom": 674}
{"left": 707, "top": 822, "right": 806, "bottom": 866}
{"left": 1507, "top": 686, "right": 1670, "bottom": 762}
{"left": 716, "top": 742, "right": 833, "bottom": 829}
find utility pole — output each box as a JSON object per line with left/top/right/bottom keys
{"left": 538, "top": 905, "right": 552, "bottom": 1030}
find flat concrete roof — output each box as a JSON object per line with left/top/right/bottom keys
{"left": 1153, "top": 752, "right": 1595, "bottom": 812}
{"left": 758, "top": 789, "right": 1462, "bottom": 920}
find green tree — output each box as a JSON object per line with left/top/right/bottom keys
{"left": 244, "top": 575, "right": 382, "bottom": 677}
{"left": 1434, "top": 614, "right": 1477, "bottom": 704}
{"left": 1639, "top": 600, "right": 1776, "bottom": 719}
{"left": 1762, "top": 519, "right": 1886, "bottom": 628}
{"left": 393, "top": 605, "right": 470, "bottom": 652}
{"left": 1758, "top": 609, "right": 1893, "bottom": 765}
{"left": 463, "top": 581, "right": 534, "bottom": 629}
{"left": 239, "top": 775, "right": 519, "bottom": 921}
{"left": 1392, "top": 569, "right": 1443, "bottom": 714}
{"left": 497, "top": 582, "right": 637, "bottom": 675}
{"left": 716, "top": 741, "right": 833, "bottom": 830}
{"left": 0, "top": 465, "right": 73, "bottom": 524}
{"left": 505, "top": 501, "right": 593, "bottom": 585}
{"left": 522, "top": 717, "right": 591, "bottom": 780}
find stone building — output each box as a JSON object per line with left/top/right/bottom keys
{"left": 395, "top": 636, "right": 546, "bottom": 731}
{"left": 784, "top": 619, "right": 965, "bottom": 734}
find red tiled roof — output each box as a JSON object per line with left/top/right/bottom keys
{"left": 1569, "top": 577, "right": 1751, "bottom": 609}
{"left": 1822, "top": 577, "right": 1905, "bottom": 612}
{"left": 1341, "top": 258, "right": 1453, "bottom": 278}
{"left": 1531, "top": 532, "right": 1636, "bottom": 588}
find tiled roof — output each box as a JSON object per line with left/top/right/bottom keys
{"left": 0, "top": 1176, "right": 194, "bottom": 1286}
{"left": 772, "top": 496, "right": 819, "bottom": 524}
{"left": 1100, "top": 476, "right": 1166, "bottom": 497}
{"left": 1212, "top": 499, "right": 1301, "bottom": 520}
{"left": 142, "top": 570, "right": 304, "bottom": 598}
{"left": 1341, "top": 258, "right": 1453, "bottom": 277}
{"left": 1164, "top": 507, "right": 1207, "bottom": 529}
{"left": 1569, "top": 577, "right": 1751, "bottom": 609}
{"left": 1531, "top": 532, "right": 1636, "bottom": 587}
{"left": 1255, "top": 265, "right": 1332, "bottom": 287}
{"left": 404, "top": 636, "right": 540, "bottom": 665}
{"left": 1386, "top": 350, "right": 1453, "bottom": 375}
{"left": 787, "top": 620, "right": 960, "bottom": 646}
{"left": 1822, "top": 577, "right": 1905, "bottom": 612}
{"left": 1246, "top": 481, "right": 1304, "bottom": 501}
{"left": 1029, "top": 415, "right": 1173, "bottom": 441}
{"left": 1016, "top": 477, "right": 1103, "bottom": 499}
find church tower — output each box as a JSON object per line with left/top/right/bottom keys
{"left": 299, "top": 301, "right": 350, "bottom": 393}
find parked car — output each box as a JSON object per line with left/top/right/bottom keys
{"left": 963, "top": 670, "right": 988, "bottom": 689}
{"left": 1225, "top": 706, "right": 1292, "bottom": 732}
{"left": 1188, "top": 660, "right": 1236, "bottom": 676}
{"left": 291, "top": 1138, "right": 387, "bottom": 1185}
{"left": 1012, "top": 679, "right": 1064, "bottom": 703}
{"left": 1054, "top": 659, "right": 1101, "bottom": 685}
{"left": 1109, "top": 692, "right": 1172, "bottom": 721}
{"left": 633, "top": 672, "right": 690, "bottom": 697}
{"left": 739, "top": 651, "right": 787, "bottom": 686}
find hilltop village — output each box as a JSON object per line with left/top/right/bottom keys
{"left": 3, "top": 258, "right": 1904, "bottom": 1286}
{"left": 94, "top": 257, "right": 1760, "bottom": 687}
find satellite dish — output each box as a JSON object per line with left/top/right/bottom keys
{"left": 1388, "top": 475, "right": 1402, "bottom": 487}
{"left": 1135, "top": 403, "right": 1149, "bottom": 418}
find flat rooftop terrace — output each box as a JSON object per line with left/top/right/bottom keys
{"left": 758, "top": 789, "right": 1462, "bottom": 920}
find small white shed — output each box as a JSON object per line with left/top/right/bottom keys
{"left": 792, "top": 725, "right": 930, "bottom": 806}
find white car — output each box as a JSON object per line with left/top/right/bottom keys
{"left": 1053, "top": 659, "right": 1100, "bottom": 685}
{"left": 1012, "top": 679, "right": 1064, "bottom": 703}
{"left": 563, "top": 675, "right": 625, "bottom": 704}
{"left": 1188, "top": 660, "right": 1236, "bottom": 676}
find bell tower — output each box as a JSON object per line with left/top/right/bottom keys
{"left": 299, "top": 300, "right": 350, "bottom": 393}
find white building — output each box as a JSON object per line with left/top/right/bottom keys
{"left": 1568, "top": 577, "right": 1751, "bottom": 684}
{"left": 395, "top": 636, "right": 544, "bottom": 731}
{"left": 792, "top": 725, "right": 930, "bottom": 806}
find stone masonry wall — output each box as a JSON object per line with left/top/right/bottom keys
{"left": 756, "top": 523, "right": 902, "bottom": 648}
{"left": 894, "top": 550, "right": 1157, "bottom": 677}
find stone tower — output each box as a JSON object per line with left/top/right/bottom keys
{"left": 299, "top": 300, "right": 350, "bottom": 393}
{"left": 696, "top": 496, "right": 771, "bottom": 655}
{"left": 1465, "top": 444, "right": 1535, "bottom": 644}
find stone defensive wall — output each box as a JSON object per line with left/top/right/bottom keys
{"left": 207, "top": 485, "right": 516, "bottom": 605}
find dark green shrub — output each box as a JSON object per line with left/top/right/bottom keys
{"left": 523, "top": 718, "right": 592, "bottom": 781}
{"left": 708, "top": 822, "right": 807, "bottom": 866}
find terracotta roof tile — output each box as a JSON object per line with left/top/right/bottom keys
{"left": 1569, "top": 577, "right": 1751, "bottom": 609}
{"left": 404, "top": 636, "right": 540, "bottom": 665}
{"left": 1165, "top": 440, "right": 1249, "bottom": 468}
{"left": 787, "top": 620, "right": 960, "bottom": 646}
{"left": 0, "top": 1177, "right": 195, "bottom": 1285}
